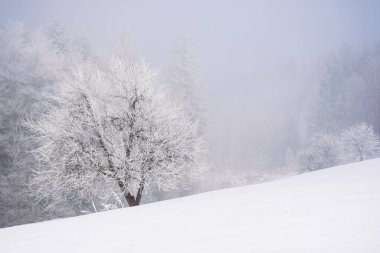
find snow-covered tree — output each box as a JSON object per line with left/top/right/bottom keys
{"left": 114, "top": 30, "right": 140, "bottom": 64}
{"left": 291, "top": 122, "right": 380, "bottom": 174}
{"left": 27, "top": 57, "right": 205, "bottom": 208}
{"left": 46, "top": 21, "right": 68, "bottom": 54}
{"left": 339, "top": 122, "right": 380, "bottom": 163}
{"left": 168, "top": 36, "right": 205, "bottom": 130}
{"left": 296, "top": 133, "right": 338, "bottom": 171}
{"left": 0, "top": 22, "right": 69, "bottom": 227}
{"left": 312, "top": 45, "right": 380, "bottom": 134}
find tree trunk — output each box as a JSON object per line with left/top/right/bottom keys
{"left": 117, "top": 180, "right": 143, "bottom": 207}
{"left": 124, "top": 191, "right": 142, "bottom": 207}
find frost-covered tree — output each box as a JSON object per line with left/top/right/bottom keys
{"left": 312, "top": 45, "right": 380, "bottom": 134}
{"left": 46, "top": 22, "right": 68, "bottom": 54}
{"left": 115, "top": 30, "right": 140, "bottom": 64}
{"left": 147, "top": 36, "right": 208, "bottom": 200}
{"left": 27, "top": 57, "right": 205, "bottom": 208}
{"left": 0, "top": 22, "right": 69, "bottom": 227}
{"left": 0, "top": 21, "right": 107, "bottom": 227}
{"left": 291, "top": 122, "right": 380, "bottom": 174}
{"left": 168, "top": 36, "right": 205, "bottom": 129}
{"left": 296, "top": 133, "right": 338, "bottom": 171}
{"left": 339, "top": 122, "right": 380, "bottom": 163}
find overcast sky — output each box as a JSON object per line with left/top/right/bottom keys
{"left": 1, "top": 0, "right": 379, "bottom": 66}
{"left": 1, "top": 0, "right": 380, "bottom": 170}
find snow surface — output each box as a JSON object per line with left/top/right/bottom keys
{"left": 1, "top": 159, "right": 380, "bottom": 253}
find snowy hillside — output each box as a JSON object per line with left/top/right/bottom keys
{"left": 1, "top": 159, "right": 380, "bottom": 253}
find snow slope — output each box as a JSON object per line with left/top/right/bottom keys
{"left": 1, "top": 159, "right": 380, "bottom": 253}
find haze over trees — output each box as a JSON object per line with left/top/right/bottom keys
{"left": 167, "top": 36, "right": 205, "bottom": 130}
{"left": 0, "top": 17, "right": 380, "bottom": 228}
{"left": 312, "top": 46, "right": 380, "bottom": 134}
{"left": 0, "top": 22, "right": 70, "bottom": 226}
{"left": 287, "top": 45, "right": 380, "bottom": 173}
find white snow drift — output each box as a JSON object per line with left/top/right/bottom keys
{"left": 1, "top": 159, "right": 380, "bottom": 253}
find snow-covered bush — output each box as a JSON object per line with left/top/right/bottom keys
{"left": 296, "top": 133, "right": 338, "bottom": 171}
{"left": 291, "top": 122, "right": 380, "bottom": 173}
{"left": 338, "top": 122, "right": 380, "bottom": 163}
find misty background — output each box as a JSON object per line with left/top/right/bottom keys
{"left": 2, "top": 0, "right": 380, "bottom": 171}
{"left": 1, "top": 0, "right": 380, "bottom": 227}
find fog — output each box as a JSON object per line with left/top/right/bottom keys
{"left": 1, "top": 0, "right": 380, "bottom": 172}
